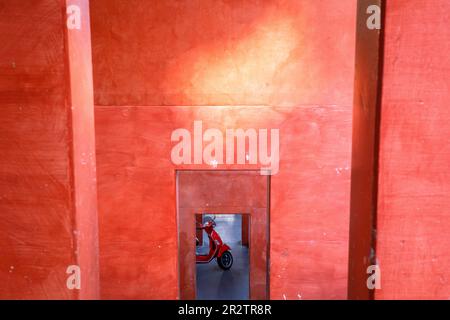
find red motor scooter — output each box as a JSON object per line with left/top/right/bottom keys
{"left": 196, "top": 217, "right": 233, "bottom": 270}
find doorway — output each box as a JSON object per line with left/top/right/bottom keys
{"left": 177, "top": 170, "right": 269, "bottom": 300}
{"left": 196, "top": 214, "right": 250, "bottom": 300}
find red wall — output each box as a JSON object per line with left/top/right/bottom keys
{"left": 91, "top": 0, "right": 357, "bottom": 299}
{"left": 376, "top": 0, "right": 450, "bottom": 299}
{"left": 95, "top": 105, "right": 353, "bottom": 299}
{"left": 0, "top": 0, "right": 99, "bottom": 299}
{"left": 3, "top": 0, "right": 449, "bottom": 300}
{"left": 0, "top": 0, "right": 356, "bottom": 300}
{"left": 90, "top": 0, "right": 356, "bottom": 108}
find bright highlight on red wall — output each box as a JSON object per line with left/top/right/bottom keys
{"left": 91, "top": 0, "right": 356, "bottom": 107}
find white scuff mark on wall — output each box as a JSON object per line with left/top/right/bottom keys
{"left": 210, "top": 159, "right": 218, "bottom": 168}
{"left": 335, "top": 166, "right": 350, "bottom": 176}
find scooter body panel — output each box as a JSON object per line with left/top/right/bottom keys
{"left": 195, "top": 219, "right": 231, "bottom": 264}
{"left": 217, "top": 243, "right": 231, "bottom": 257}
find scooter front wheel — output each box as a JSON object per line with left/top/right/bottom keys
{"left": 217, "top": 251, "right": 233, "bottom": 270}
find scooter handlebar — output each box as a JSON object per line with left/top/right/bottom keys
{"left": 196, "top": 220, "right": 216, "bottom": 229}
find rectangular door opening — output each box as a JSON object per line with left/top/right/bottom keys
{"left": 196, "top": 213, "right": 250, "bottom": 300}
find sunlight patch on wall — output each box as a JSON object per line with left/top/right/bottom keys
{"left": 162, "top": 15, "right": 308, "bottom": 105}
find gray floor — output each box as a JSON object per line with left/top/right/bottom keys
{"left": 196, "top": 214, "right": 249, "bottom": 300}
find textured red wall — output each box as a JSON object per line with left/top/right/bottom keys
{"left": 0, "top": 0, "right": 99, "bottom": 299}
{"left": 91, "top": 0, "right": 356, "bottom": 299}
{"left": 65, "top": 0, "right": 100, "bottom": 299}
{"left": 376, "top": 0, "right": 450, "bottom": 299}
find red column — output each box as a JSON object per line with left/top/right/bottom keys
{"left": 65, "top": 0, "right": 100, "bottom": 299}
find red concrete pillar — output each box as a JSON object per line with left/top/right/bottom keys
{"left": 375, "top": 0, "right": 450, "bottom": 299}
{"left": 241, "top": 214, "right": 249, "bottom": 247}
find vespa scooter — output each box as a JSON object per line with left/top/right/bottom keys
{"left": 196, "top": 217, "right": 233, "bottom": 270}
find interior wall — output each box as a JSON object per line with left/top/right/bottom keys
{"left": 95, "top": 105, "right": 353, "bottom": 299}
{"left": 90, "top": 0, "right": 356, "bottom": 107}
{"left": 91, "top": 0, "right": 357, "bottom": 299}
{"left": 0, "top": 0, "right": 99, "bottom": 299}
{"left": 376, "top": 0, "right": 450, "bottom": 299}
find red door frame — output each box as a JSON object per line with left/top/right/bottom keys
{"left": 176, "top": 170, "right": 270, "bottom": 300}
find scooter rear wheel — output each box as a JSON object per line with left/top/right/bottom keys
{"left": 217, "top": 251, "right": 233, "bottom": 270}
